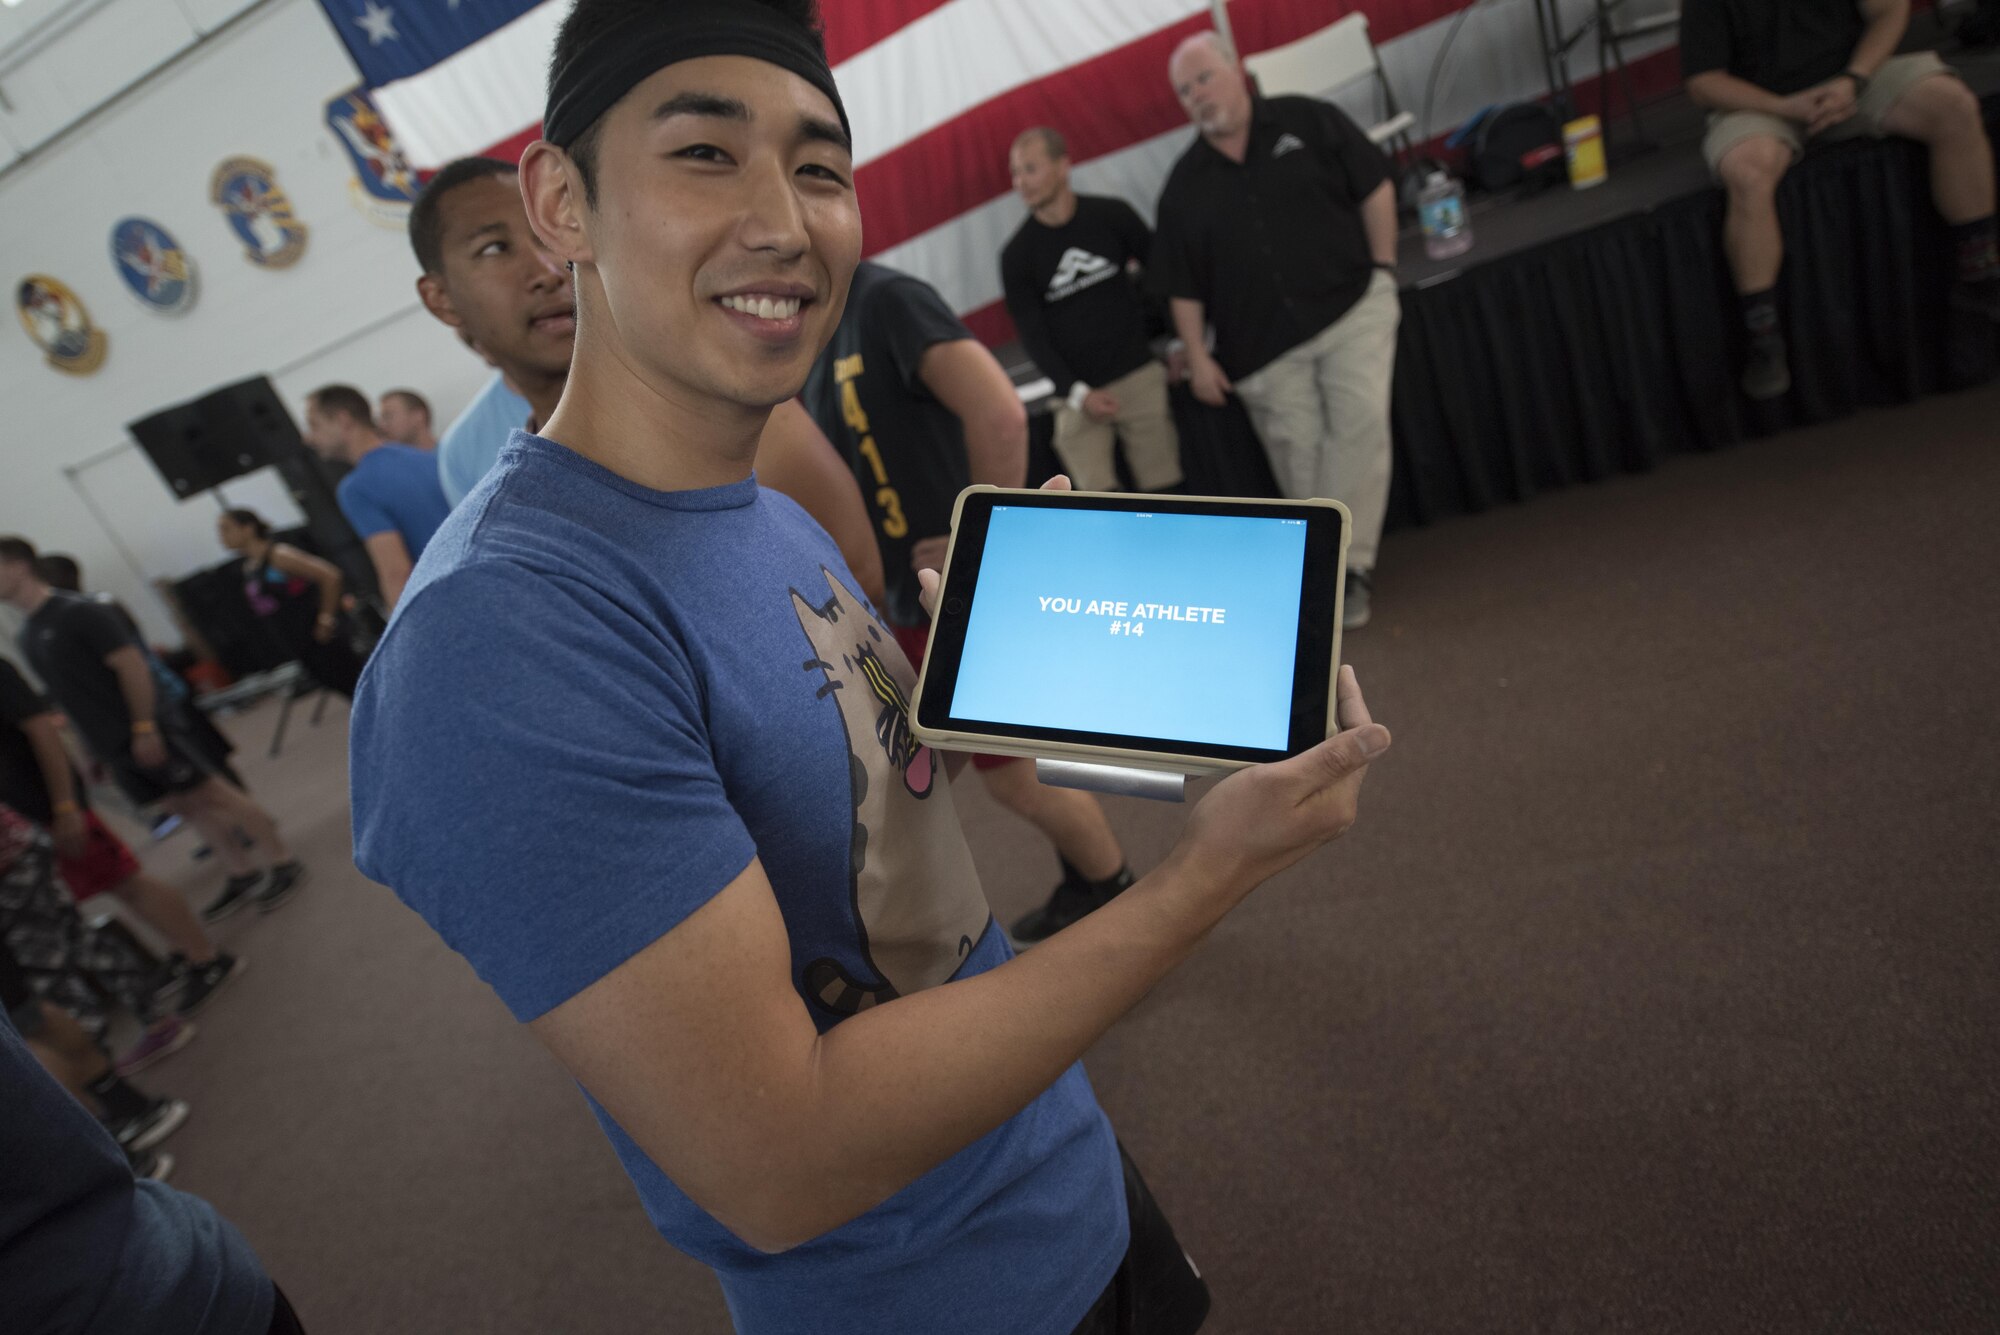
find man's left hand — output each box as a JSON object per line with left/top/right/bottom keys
{"left": 1805, "top": 78, "right": 1858, "bottom": 136}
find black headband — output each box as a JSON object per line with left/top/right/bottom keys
{"left": 543, "top": 3, "right": 849, "bottom": 152}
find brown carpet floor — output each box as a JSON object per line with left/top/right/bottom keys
{"left": 126, "top": 384, "right": 2000, "bottom": 1333}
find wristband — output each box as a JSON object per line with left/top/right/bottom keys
{"left": 130, "top": 720, "right": 157, "bottom": 735}
{"left": 52, "top": 800, "right": 80, "bottom": 815}
{"left": 1066, "top": 381, "right": 1092, "bottom": 412}
{"left": 1840, "top": 69, "right": 1868, "bottom": 95}
{"left": 1373, "top": 260, "right": 1398, "bottom": 273}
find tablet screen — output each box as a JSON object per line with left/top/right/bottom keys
{"left": 914, "top": 490, "right": 1344, "bottom": 766}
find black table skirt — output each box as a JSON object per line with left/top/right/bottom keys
{"left": 1030, "top": 97, "right": 1999, "bottom": 530}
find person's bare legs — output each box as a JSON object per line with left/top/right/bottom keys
{"left": 1884, "top": 73, "right": 1995, "bottom": 223}
{"left": 167, "top": 777, "right": 291, "bottom": 869}
{"left": 977, "top": 759, "right": 1124, "bottom": 881}
{"left": 109, "top": 872, "right": 218, "bottom": 964}
{"left": 1717, "top": 134, "right": 1792, "bottom": 294}
{"left": 23, "top": 1004, "right": 103, "bottom": 1106}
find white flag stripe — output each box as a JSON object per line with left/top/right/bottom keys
{"left": 370, "top": 0, "right": 564, "bottom": 169}
{"left": 836, "top": 0, "right": 1208, "bottom": 167}
{"left": 872, "top": 125, "right": 1195, "bottom": 318}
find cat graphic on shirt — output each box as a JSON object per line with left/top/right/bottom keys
{"left": 790, "top": 569, "right": 993, "bottom": 1016}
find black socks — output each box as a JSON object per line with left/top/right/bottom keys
{"left": 1740, "top": 288, "right": 1780, "bottom": 338}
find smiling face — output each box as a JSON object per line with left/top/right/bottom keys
{"left": 529, "top": 54, "right": 863, "bottom": 414}
{"left": 419, "top": 173, "right": 577, "bottom": 387}
{"left": 1170, "top": 36, "right": 1252, "bottom": 140}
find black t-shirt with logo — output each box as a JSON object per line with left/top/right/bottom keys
{"left": 801, "top": 262, "right": 977, "bottom": 629}
{"left": 1152, "top": 95, "right": 1391, "bottom": 381}
{"left": 18, "top": 592, "right": 147, "bottom": 763}
{"left": 0, "top": 658, "right": 87, "bottom": 827}
{"left": 1000, "top": 194, "right": 1157, "bottom": 394}
{"left": 1680, "top": 0, "right": 1864, "bottom": 96}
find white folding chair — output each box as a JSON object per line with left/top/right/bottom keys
{"left": 1243, "top": 13, "right": 1415, "bottom": 156}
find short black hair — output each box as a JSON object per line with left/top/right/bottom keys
{"left": 409, "top": 157, "right": 518, "bottom": 274}
{"left": 382, "top": 388, "right": 432, "bottom": 422}
{"left": 308, "top": 384, "right": 376, "bottom": 429}
{"left": 1013, "top": 126, "right": 1068, "bottom": 161}
{"left": 224, "top": 509, "right": 272, "bottom": 539}
{"left": 0, "top": 536, "right": 38, "bottom": 568}
{"left": 551, "top": 0, "right": 825, "bottom": 209}
{"left": 37, "top": 554, "right": 81, "bottom": 592}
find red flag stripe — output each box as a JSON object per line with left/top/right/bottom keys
{"left": 854, "top": 0, "right": 1434, "bottom": 261}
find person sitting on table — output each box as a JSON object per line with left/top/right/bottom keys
{"left": 1682, "top": 0, "right": 2000, "bottom": 399}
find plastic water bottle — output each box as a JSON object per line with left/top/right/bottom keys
{"left": 1418, "top": 170, "right": 1473, "bottom": 260}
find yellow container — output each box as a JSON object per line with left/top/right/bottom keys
{"left": 1564, "top": 115, "right": 1607, "bottom": 189}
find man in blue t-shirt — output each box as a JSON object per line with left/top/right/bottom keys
{"left": 303, "top": 384, "right": 450, "bottom": 609}
{"left": 435, "top": 370, "right": 532, "bottom": 506}
{"left": 348, "top": 3, "right": 1391, "bottom": 1332}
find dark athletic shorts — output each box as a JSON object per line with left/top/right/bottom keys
{"left": 54, "top": 811, "right": 141, "bottom": 901}
{"left": 0, "top": 939, "right": 44, "bottom": 1035}
{"left": 110, "top": 712, "right": 227, "bottom": 807}
{"left": 890, "top": 623, "right": 1016, "bottom": 773}
{"left": 1070, "top": 1143, "right": 1212, "bottom": 1334}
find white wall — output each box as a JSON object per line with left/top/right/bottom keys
{"left": 0, "top": 0, "right": 490, "bottom": 652}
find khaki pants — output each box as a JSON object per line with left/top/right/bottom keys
{"left": 1701, "top": 52, "right": 1952, "bottom": 173}
{"left": 1234, "top": 269, "right": 1400, "bottom": 570}
{"left": 1050, "top": 360, "right": 1184, "bottom": 493}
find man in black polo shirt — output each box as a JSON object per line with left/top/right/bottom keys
{"left": 802, "top": 261, "right": 1139, "bottom": 943}
{"left": 1001, "top": 126, "right": 1183, "bottom": 495}
{"left": 1153, "top": 32, "right": 1400, "bottom": 630}
{"left": 1682, "top": 0, "right": 1998, "bottom": 399}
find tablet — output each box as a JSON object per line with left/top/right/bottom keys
{"left": 909, "top": 487, "right": 1350, "bottom": 776}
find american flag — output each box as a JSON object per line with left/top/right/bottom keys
{"left": 314, "top": 1, "right": 1601, "bottom": 346}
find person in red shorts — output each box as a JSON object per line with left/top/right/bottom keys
{"left": 803, "top": 261, "right": 1138, "bottom": 942}
{"left": 0, "top": 658, "right": 242, "bottom": 1038}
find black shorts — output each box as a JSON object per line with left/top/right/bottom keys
{"left": 110, "top": 713, "right": 227, "bottom": 806}
{"left": 1071, "top": 1143, "right": 1212, "bottom": 1335}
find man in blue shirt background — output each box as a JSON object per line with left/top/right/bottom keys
{"left": 304, "top": 384, "right": 450, "bottom": 609}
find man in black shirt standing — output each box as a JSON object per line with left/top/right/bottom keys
{"left": 1000, "top": 127, "right": 1183, "bottom": 496}
{"left": 1153, "top": 32, "right": 1401, "bottom": 630}
{"left": 0, "top": 538, "right": 305, "bottom": 920}
{"left": 1682, "top": 0, "right": 1998, "bottom": 399}
{"left": 802, "top": 261, "right": 1139, "bottom": 942}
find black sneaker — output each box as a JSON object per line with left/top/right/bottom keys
{"left": 255, "top": 861, "right": 306, "bottom": 914}
{"left": 1010, "top": 867, "right": 1134, "bottom": 946}
{"left": 108, "top": 1096, "right": 190, "bottom": 1153}
{"left": 1343, "top": 570, "right": 1373, "bottom": 631}
{"left": 175, "top": 954, "right": 245, "bottom": 1016}
{"left": 1742, "top": 332, "right": 1790, "bottom": 400}
{"left": 201, "top": 873, "right": 263, "bottom": 923}
{"left": 128, "top": 1148, "right": 176, "bottom": 1183}
{"left": 147, "top": 953, "right": 192, "bottom": 1012}
{"left": 1949, "top": 276, "right": 2000, "bottom": 322}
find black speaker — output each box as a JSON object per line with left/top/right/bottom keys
{"left": 128, "top": 375, "right": 291, "bottom": 499}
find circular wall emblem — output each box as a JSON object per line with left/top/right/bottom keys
{"left": 210, "top": 156, "right": 309, "bottom": 269}
{"left": 16, "top": 274, "right": 108, "bottom": 375}
{"left": 110, "top": 217, "right": 197, "bottom": 313}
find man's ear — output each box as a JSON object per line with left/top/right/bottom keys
{"left": 520, "top": 141, "right": 595, "bottom": 267}
{"left": 416, "top": 273, "right": 463, "bottom": 330}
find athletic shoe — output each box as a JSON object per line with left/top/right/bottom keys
{"left": 255, "top": 861, "right": 307, "bottom": 914}
{"left": 201, "top": 872, "right": 263, "bottom": 922}
{"left": 175, "top": 954, "right": 244, "bottom": 1016}
{"left": 1949, "top": 277, "right": 2000, "bottom": 323}
{"left": 147, "top": 953, "right": 192, "bottom": 1012}
{"left": 108, "top": 1096, "right": 190, "bottom": 1153}
{"left": 114, "top": 1017, "right": 196, "bottom": 1078}
{"left": 1343, "top": 570, "right": 1373, "bottom": 631}
{"left": 129, "top": 1148, "right": 176, "bottom": 1183}
{"left": 1742, "top": 332, "right": 1790, "bottom": 400}
{"left": 1010, "top": 867, "right": 1134, "bottom": 947}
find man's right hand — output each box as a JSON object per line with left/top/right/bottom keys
{"left": 1169, "top": 665, "right": 1389, "bottom": 899}
{"left": 131, "top": 729, "right": 168, "bottom": 772}
{"left": 1081, "top": 389, "right": 1121, "bottom": 423}
{"left": 1189, "top": 354, "right": 1232, "bottom": 407}
{"left": 51, "top": 807, "right": 87, "bottom": 861}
